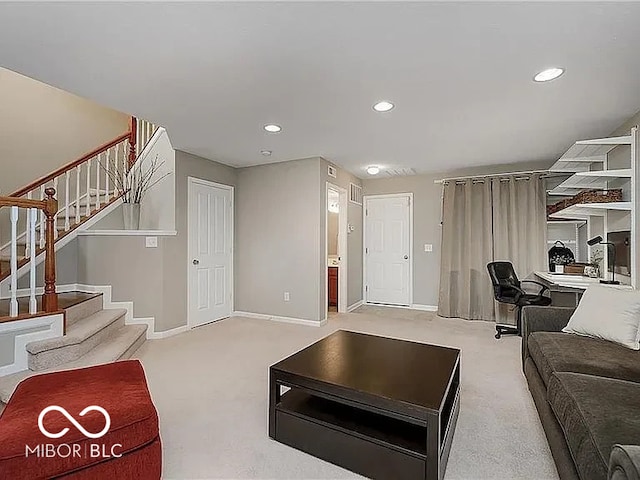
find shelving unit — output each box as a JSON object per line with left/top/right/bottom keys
{"left": 546, "top": 128, "right": 638, "bottom": 287}
{"left": 549, "top": 169, "right": 632, "bottom": 196}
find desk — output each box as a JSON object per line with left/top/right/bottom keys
{"left": 532, "top": 271, "right": 632, "bottom": 307}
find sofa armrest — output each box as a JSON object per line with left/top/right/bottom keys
{"left": 521, "top": 306, "right": 575, "bottom": 370}
{"left": 609, "top": 445, "right": 640, "bottom": 480}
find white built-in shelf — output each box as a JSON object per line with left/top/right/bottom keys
{"left": 549, "top": 135, "right": 632, "bottom": 173}
{"left": 547, "top": 220, "right": 587, "bottom": 225}
{"left": 548, "top": 169, "right": 632, "bottom": 196}
{"left": 549, "top": 202, "right": 632, "bottom": 220}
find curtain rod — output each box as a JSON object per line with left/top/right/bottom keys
{"left": 433, "top": 169, "right": 555, "bottom": 184}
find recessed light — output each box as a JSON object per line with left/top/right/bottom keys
{"left": 260, "top": 150, "right": 272, "bottom": 156}
{"left": 264, "top": 124, "right": 282, "bottom": 133}
{"left": 367, "top": 166, "right": 380, "bottom": 175}
{"left": 373, "top": 101, "right": 394, "bottom": 112}
{"left": 533, "top": 67, "right": 564, "bottom": 82}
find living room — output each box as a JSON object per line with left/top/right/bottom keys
{"left": 1, "top": 2, "right": 640, "bottom": 480}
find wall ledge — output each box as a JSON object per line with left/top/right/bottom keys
{"left": 77, "top": 230, "right": 177, "bottom": 236}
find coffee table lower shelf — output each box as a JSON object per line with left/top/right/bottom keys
{"left": 272, "top": 387, "right": 460, "bottom": 480}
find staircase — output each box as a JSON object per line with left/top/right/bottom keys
{"left": 0, "top": 115, "right": 159, "bottom": 407}
{"left": 0, "top": 292, "right": 147, "bottom": 406}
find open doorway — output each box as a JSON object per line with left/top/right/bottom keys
{"left": 326, "top": 183, "right": 348, "bottom": 314}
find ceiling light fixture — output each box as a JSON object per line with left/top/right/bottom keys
{"left": 367, "top": 166, "right": 380, "bottom": 175}
{"left": 533, "top": 67, "right": 564, "bottom": 82}
{"left": 373, "top": 101, "right": 394, "bottom": 112}
{"left": 263, "top": 124, "right": 282, "bottom": 133}
{"left": 260, "top": 150, "right": 272, "bottom": 156}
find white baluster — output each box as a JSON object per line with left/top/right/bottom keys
{"left": 96, "top": 153, "right": 101, "bottom": 209}
{"left": 105, "top": 147, "right": 111, "bottom": 203}
{"left": 75, "top": 165, "right": 81, "bottom": 224}
{"left": 29, "top": 208, "right": 37, "bottom": 314}
{"left": 86, "top": 158, "right": 92, "bottom": 216}
{"left": 138, "top": 120, "right": 142, "bottom": 155}
{"left": 24, "top": 191, "right": 32, "bottom": 258}
{"left": 65, "top": 170, "right": 70, "bottom": 231}
{"left": 53, "top": 177, "right": 59, "bottom": 239}
{"left": 10, "top": 206, "right": 18, "bottom": 317}
{"left": 122, "top": 141, "right": 127, "bottom": 174}
{"left": 39, "top": 185, "right": 45, "bottom": 249}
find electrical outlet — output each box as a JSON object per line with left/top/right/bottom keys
{"left": 145, "top": 237, "right": 158, "bottom": 248}
{"left": 424, "top": 244, "right": 433, "bottom": 252}
{"left": 284, "top": 292, "right": 290, "bottom": 302}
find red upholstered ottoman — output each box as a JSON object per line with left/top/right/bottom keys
{"left": 0, "top": 360, "right": 161, "bottom": 480}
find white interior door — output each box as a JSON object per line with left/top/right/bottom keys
{"left": 188, "top": 179, "right": 233, "bottom": 327}
{"left": 365, "top": 194, "right": 411, "bottom": 305}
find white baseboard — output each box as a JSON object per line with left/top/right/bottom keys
{"left": 2, "top": 283, "right": 81, "bottom": 300}
{"left": 233, "top": 311, "right": 326, "bottom": 327}
{"left": 411, "top": 304, "right": 438, "bottom": 312}
{"left": 75, "top": 284, "right": 188, "bottom": 339}
{"left": 347, "top": 300, "right": 363, "bottom": 312}
{"left": 127, "top": 317, "right": 189, "bottom": 339}
{"left": 0, "top": 313, "right": 64, "bottom": 376}
{"left": 364, "top": 302, "right": 439, "bottom": 312}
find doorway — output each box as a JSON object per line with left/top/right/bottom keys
{"left": 326, "top": 183, "right": 348, "bottom": 314}
{"left": 187, "top": 177, "right": 234, "bottom": 328}
{"left": 363, "top": 193, "right": 413, "bottom": 306}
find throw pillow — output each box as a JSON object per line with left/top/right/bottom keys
{"left": 562, "top": 284, "right": 640, "bottom": 350}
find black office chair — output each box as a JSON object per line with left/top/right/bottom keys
{"left": 487, "top": 261, "right": 552, "bottom": 339}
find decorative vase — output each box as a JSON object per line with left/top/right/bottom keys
{"left": 123, "top": 203, "right": 141, "bottom": 230}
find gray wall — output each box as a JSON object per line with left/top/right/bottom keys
{"left": 17, "top": 238, "right": 79, "bottom": 289}
{"left": 235, "top": 158, "right": 322, "bottom": 321}
{"left": 77, "top": 236, "right": 165, "bottom": 323}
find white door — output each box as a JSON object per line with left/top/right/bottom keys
{"left": 365, "top": 194, "right": 411, "bottom": 305}
{"left": 188, "top": 179, "right": 233, "bottom": 327}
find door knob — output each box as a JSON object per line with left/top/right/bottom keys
{"left": 404, "top": 255, "right": 409, "bottom": 260}
{"left": 193, "top": 259, "right": 200, "bottom": 265}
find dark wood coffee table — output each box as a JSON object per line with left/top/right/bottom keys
{"left": 269, "top": 330, "right": 460, "bottom": 480}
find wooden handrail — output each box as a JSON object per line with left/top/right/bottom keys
{"left": 0, "top": 198, "right": 46, "bottom": 209}
{"left": 10, "top": 131, "right": 131, "bottom": 198}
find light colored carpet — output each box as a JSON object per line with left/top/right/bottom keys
{"left": 136, "top": 305, "right": 558, "bottom": 480}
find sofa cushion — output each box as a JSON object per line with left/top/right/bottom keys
{"left": 562, "top": 285, "right": 640, "bottom": 350}
{"left": 528, "top": 331, "right": 640, "bottom": 387}
{"left": 0, "top": 360, "right": 160, "bottom": 479}
{"left": 547, "top": 372, "right": 640, "bottom": 480}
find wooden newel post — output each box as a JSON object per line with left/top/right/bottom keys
{"left": 42, "top": 187, "right": 58, "bottom": 312}
{"left": 128, "top": 116, "right": 137, "bottom": 168}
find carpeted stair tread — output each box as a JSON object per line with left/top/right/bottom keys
{"left": 26, "top": 308, "right": 127, "bottom": 354}
{"left": 0, "top": 324, "right": 147, "bottom": 404}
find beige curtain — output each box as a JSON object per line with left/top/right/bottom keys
{"left": 438, "top": 174, "right": 547, "bottom": 323}
{"left": 492, "top": 174, "right": 547, "bottom": 324}
{"left": 438, "top": 180, "right": 495, "bottom": 320}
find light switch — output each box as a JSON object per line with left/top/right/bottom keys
{"left": 424, "top": 244, "right": 433, "bottom": 252}
{"left": 145, "top": 236, "right": 158, "bottom": 248}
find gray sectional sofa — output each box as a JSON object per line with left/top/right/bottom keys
{"left": 521, "top": 306, "right": 640, "bottom": 480}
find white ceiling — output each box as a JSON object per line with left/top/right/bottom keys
{"left": 1, "top": 2, "right": 639, "bottom": 178}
